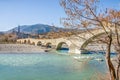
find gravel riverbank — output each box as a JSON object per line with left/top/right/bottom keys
{"left": 85, "top": 43, "right": 116, "bottom": 52}
{"left": 0, "top": 44, "right": 45, "bottom": 53}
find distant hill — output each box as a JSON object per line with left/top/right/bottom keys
{"left": 0, "top": 32, "right": 4, "bottom": 35}
{"left": 7, "top": 24, "right": 64, "bottom": 34}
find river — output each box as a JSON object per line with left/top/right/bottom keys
{"left": 0, "top": 52, "right": 109, "bottom": 80}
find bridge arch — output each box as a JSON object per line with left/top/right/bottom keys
{"left": 28, "top": 40, "right": 31, "bottom": 44}
{"left": 80, "top": 32, "right": 106, "bottom": 49}
{"left": 46, "top": 42, "right": 52, "bottom": 48}
{"left": 56, "top": 42, "right": 69, "bottom": 50}
{"left": 37, "top": 41, "right": 42, "bottom": 46}
{"left": 31, "top": 42, "right": 35, "bottom": 45}
{"left": 24, "top": 40, "right": 27, "bottom": 44}
{"left": 19, "top": 41, "right": 22, "bottom": 44}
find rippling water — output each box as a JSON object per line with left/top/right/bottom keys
{"left": 0, "top": 52, "right": 108, "bottom": 80}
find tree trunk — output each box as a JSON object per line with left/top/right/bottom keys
{"left": 105, "top": 35, "right": 116, "bottom": 80}
{"left": 116, "top": 63, "right": 120, "bottom": 80}
{"left": 116, "top": 54, "right": 120, "bottom": 80}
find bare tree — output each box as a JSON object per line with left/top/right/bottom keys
{"left": 60, "top": 0, "right": 120, "bottom": 80}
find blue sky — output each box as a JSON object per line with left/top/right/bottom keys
{"left": 0, "top": 0, "right": 119, "bottom": 31}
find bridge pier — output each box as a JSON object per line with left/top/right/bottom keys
{"left": 68, "top": 48, "right": 81, "bottom": 54}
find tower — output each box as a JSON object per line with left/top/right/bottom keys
{"left": 18, "top": 25, "right": 20, "bottom": 34}
{"left": 17, "top": 25, "right": 21, "bottom": 39}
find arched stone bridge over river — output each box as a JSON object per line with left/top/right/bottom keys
{"left": 17, "top": 28, "right": 113, "bottom": 54}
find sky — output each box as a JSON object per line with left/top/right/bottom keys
{"left": 0, "top": 0, "right": 119, "bottom": 31}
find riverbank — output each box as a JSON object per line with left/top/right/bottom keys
{"left": 85, "top": 43, "right": 116, "bottom": 53}
{"left": 0, "top": 44, "right": 45, "bottom": 53}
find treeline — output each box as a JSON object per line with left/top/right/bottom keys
{"left": 0, "top": 33, "right": 17, "bottom": 44}
{"left": 38, "top": 30, "right": 82, "bottom": 39}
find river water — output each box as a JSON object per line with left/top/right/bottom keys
{"left": 0, "top": 52, "right": 109, "bottom": 80}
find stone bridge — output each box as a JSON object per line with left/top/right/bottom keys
{"left": 17, "top": 28, "right": 112, "bottom": 54}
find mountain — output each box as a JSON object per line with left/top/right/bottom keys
{"left": 7, "top": 24, "right": 63, "bottom": 34}
{"left": 0, "top": 32, "right": 4, "bottom": 35}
